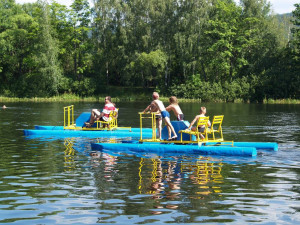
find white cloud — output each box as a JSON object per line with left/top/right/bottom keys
{"left": 234, "top": 0, "right": 298, "bottom": 14}
{"left": 268, "top": 0, "right": 298, "bottom": 14}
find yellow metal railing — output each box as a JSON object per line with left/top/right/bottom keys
{"left": 64, "top": 105, "right": 75, "bottom": 129}
{"left": 95, "top": 109, "right": 118, "bottom": 130}
{"left": 139, "top": 112, "right": 160, "bottom": 142}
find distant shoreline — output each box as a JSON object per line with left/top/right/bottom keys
{"left": 1, "top": 95, "right": 299, "bottom": 104}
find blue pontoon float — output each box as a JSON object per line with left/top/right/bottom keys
{"left": 91, "top": 112, "right": 278, "bottom": 157}
{"left": 23, "top": 105, "right": 153, "bottom": 138}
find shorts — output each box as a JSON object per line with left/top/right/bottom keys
{"left": 99, "top": 117, "right": 106, "bottom": 121}
{"left": 198, "top": 127, "right": 205, "bottom": 132}
{"left": 155, "top": 114, "right": 162, "bottom": 120}
{"left": 177, "top": 114, "right": 184, "bottom": 121}
{"left": 92, "top": 109, "right": 101, "bottom": 116}
{"left": 161, "top": 111, "right": 170, "bottom": 119}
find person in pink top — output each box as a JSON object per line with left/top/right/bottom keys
{"left": 85, "top": 96, "right": 116, "bottom": 127}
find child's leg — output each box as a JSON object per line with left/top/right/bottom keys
{"left": 164, "top": 117, "right": 177, "bottom": 138}
{"left": 167, "top": 126, "right": 171, "bottom": 139}
{"left": 157, "top": 118, "right": 162, "bottom": 139}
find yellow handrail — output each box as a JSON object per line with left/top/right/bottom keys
{"left": 139, "top": 112, "right": 159, "bottom": 142}
{"left": 64, "top": 105, "right": 75, "bottom": 129}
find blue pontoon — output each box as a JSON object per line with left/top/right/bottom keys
{"left": 90, "top": 112, "right": 278, "bottom": 157}
{"left": 23, "top": 105, "right": 153, "bottom": 138}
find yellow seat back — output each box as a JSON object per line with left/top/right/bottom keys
{"left": 96, "top": 108, "right": 119, "bottom": 129}
{"left": 211, "top": 115, "right": 223, "bottom": 131}
{"left": 196, "top": 116, "right": 210, "bottom": 132}
{"left": 208, "top": 115, "right": 224, "bottom": 141}
{"left": 179, "top": 116, "right": 210, "bottom": 142}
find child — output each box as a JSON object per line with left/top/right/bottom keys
{"left": 165, "top": 96, "right": 184, "bottom": 140}
{"left": 166, "top": 96, "right": 184, "bottom": 121}
{"left": 143, "top": 92, "right": 178, "bottom": 140}
{"left": 185, "top": 106, "right": 211, "bottom": 140}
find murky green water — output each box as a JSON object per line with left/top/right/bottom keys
{"left": 0, "top": 102, "right": 299, "bottom": 224}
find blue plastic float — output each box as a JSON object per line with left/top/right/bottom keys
{"left": 91, "top": 141, "right": 258, "bottom": 157}
{"left": 91, "top": 140, "right": 278, "bottom": 157}
{"left": 23, "top": 107, "right": 154, "bottom": 138}
{"left": 23, "top": 107, "right": 278, "bottom": 157}
{"left": 90, "top": 113, "right": 278, "bottom": 157}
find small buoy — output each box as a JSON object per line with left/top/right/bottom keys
{"left": 2, "top": 105, "right": 6, "bottom": 109}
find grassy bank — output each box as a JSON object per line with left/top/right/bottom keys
{"left": 0, "top": 93, "right": 152, "bottom": 103}
{"left": 0, "top": 94, "right": 299, "bottom": 104}
{"left": 262, "top": 98, "right": 300, "bottom": 104}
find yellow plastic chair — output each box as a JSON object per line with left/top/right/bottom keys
{"left": 206, "top": 115, "right": 224, "bottom": 141}
{"left": 179, "top": 116, "right": 210, "bottom": 142}
{"left": 96, "top": 108, "right": 119, "bottom": 130}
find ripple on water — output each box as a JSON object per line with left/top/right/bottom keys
{"left": 1, "top": 102, "right": 300, "bottom": 224}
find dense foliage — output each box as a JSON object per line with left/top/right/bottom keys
{"left": 0, "top": 0, "right": 299, "bottom": 101}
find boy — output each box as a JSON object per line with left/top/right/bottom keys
{"left": 143, "top": 92, "right": 177, "bottom": 140}
{"left": 166, "top": 96, "right": 184, "bottom": 121}
{"left": 185, "top": 107, "right": 211, "bottom": 140}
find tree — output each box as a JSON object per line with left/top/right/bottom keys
{"left": 0, "top": 0, "right": 39, "bottom": 96}
{"left": 130, "top": 50, "right": 167, "bottom": 87}
{"left": 34, "top": 0, "right": 62, "bottom": 96}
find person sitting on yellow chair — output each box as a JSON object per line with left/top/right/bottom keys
{"left": 85, "top": 96, "right": 116, "bottom": 127}
{"left": 185, "top": 107, "right": 211, "bottom": 139}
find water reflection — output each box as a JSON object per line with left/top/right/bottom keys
{"left": 89, "top": 148, "right": 225, "bottom": 219}
{"left": 64, "top": 138, "right": 76, "bottom": 171}
{"left": 1, "top": 102, "right": 299, "bottom": 224}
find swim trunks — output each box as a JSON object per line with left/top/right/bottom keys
{"left": 177, "top": 114, "right": 184, "bottom": 121}
{"left": 161, "top": 111, "right": 170, "bottom": 118}
{"left": 155, "top": 114, "right": 162, "bottom": 120}
{"left": 198, "top": 127, "right": 205, "bottom": 132}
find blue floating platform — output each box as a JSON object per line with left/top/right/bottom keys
{"left": 33, "top": 125, "right": 152, "bottom": 133}
{"left": 91, "top": 142, "right": 258, "bottom": 157}
{"left": 23, "top": 128, "right": 153, "bottom": 138}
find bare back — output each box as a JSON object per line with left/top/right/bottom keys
{"left": 166, "top": 104, "right": 183, "bottom": 117}
{"left": 153, "top": 99, "right": 166, "bottom": 112}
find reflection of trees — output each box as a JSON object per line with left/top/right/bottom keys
{"left": 0, "top": 136, "right": 95, "bottom": 218}
{"left": 92, "top": 151, "right": 292, "bottom": 223}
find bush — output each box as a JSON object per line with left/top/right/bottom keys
{"left": 169, "top": 74, "right": 252, "bottom": 102}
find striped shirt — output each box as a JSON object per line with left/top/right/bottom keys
{"left": 102, "top": 103, "right": 116, "bottom": 121}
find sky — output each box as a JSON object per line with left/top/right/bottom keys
{"left": 15, "top": 0, "right": 299, "bottom": 14}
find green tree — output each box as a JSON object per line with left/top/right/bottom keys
{"left": 0, "top": 0, "right": 39, "bottom": 96}
{"left": 70, "top": 0, "right": 92, "bottom": 81}
{"left": 34, "top": 0, "right": 62, "bottom": 96}
{"left": 130, "top": 50, "right": 167, "bottom": 87}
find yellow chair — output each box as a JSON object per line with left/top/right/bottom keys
{"left": 95, "top": 108, "right": 119, "bottom": 130}
{"left": 179, "top": 116, "right": 210, "bottom": 142}
{"left": 206, "top": 115, "right": 224, "bottom": 141}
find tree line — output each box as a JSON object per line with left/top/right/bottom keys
{"left": 0, "top": 0, "right": 299, "bottom": 102}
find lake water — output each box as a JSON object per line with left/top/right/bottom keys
{"left": 0, "top": 102, "right": 299, "bottom": 224}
